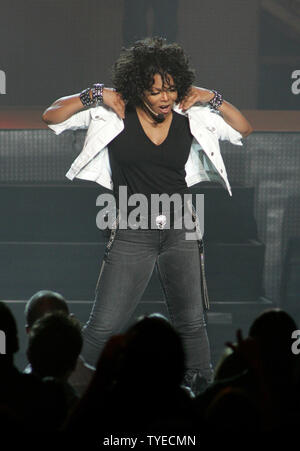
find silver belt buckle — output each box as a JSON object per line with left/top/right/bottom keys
{"left": 156, "top": 214, "right": 167, "bottom": 230}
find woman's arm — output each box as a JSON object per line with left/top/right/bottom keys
{"left": 179, "top": 87, "right": 253, "bottom": 138}
{"left": 218, "top": 101, "right": 253, "bottom": 138}
{"left": 42, "top": 93, "right": 84, "bottom": 125}
{"left": 42, "top": 88, "right": 126, "bottom": 125}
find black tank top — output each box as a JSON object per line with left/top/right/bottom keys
{"left": 108, "top": 107, "right": 193, "bottom": 226}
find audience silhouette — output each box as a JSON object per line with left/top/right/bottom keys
{"left": 0, "top": 302, "right": 66, "bottom": 446}
{"left": 27, "top": 311, "right": 83, "bottom": 423}
{"left": 1, "top": 300, "right": 300, "bottom": 447}
{"left": 24, "top": 289, "right": 69, "bottom": 334}
{"left": 63, "top": 314, "right": 196, "bottom": 446}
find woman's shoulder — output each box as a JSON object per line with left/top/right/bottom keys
{"left": 173, "top": 104, "right": 221, "bottom": 130}
{"left": 173, "top": 103, "right": 215, "bottom": 118}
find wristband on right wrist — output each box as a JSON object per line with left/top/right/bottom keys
{"left": 80, "top": 83, "right": 104, "bottom": 108}
{"left": 80, "top": 87, "right": 93, "bottom": 107}
{"left": 92, "top": 83, "right": 104, "bottom": 106}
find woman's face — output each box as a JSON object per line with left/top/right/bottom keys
{"left": 143, "top": 73, "right": 178, "bottom": 118}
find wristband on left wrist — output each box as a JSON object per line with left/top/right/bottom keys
{"left": 208, "top": 90, "right": 223, "bottom": 110}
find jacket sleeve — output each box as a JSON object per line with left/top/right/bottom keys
{"left": 209, "top": 110, "right": 243, "bottom": 146}
{"left": 47, "top": 109, "right": 92, "bottom": 135}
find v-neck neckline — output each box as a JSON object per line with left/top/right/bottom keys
{"left": 135, "top": 110, "right": 174, "bottom": 148}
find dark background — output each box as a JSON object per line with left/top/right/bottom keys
{"left": 0, "top": 0, "right": 299, "bottom": 109}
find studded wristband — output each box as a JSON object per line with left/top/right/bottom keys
{"left": 79, "top": 87, "right": 93, "bottom": 107}
{"left": 92, "top": 83, "right": 104, "bottom": 106}
{"left": 80, "top": 83, "right": 104, "bottom": 108}
{"left": 208, "top": 90, "right": 223, "bottom": 110}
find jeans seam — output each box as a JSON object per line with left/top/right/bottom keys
{"left": 156, "top": 260, "right": 175, "bottom": 325}
{"left": 95, "top": 258, "right": 106, "bottom": 296}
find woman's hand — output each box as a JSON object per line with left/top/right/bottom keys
{"left": 179, "top": 86, "right": 253, "bottom": 137}
{"left": 103, "top": 88, "right": 126, "bottom": 119}
{"left": 179, "top": 86, "right": 214, "bottom": 111}
{"left": 42, "top": 88, "right": 126, "bottom": 124}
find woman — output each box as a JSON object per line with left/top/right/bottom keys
{"left": 42, "top": 37, "right": 253, "bottom": 395}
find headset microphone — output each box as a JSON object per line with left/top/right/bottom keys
{"left": 142, "top": 101, "right": 165, "bottom": 123}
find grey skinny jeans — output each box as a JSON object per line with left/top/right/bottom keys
{"left": 81, "top": 212, "right": 213, "bottom": 386}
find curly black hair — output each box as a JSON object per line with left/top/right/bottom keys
{"left": 112, "top": 37, "right": 195, "bottom": 107}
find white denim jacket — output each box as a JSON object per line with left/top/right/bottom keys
{"left": 48, "top": 103, "right": 243, "bottom": 196}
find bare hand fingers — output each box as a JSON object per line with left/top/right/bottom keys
{"left": 113, "top": 99, "right": 125, "bottom": 119}
{"left": 180, "top": 93, "right": 198, "bottom": 111}
{"left": 180, "top": 100, "right": 190, "bottom": 111}
{"left": 119, "top": 104, "right": 125, "bottom": 119}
